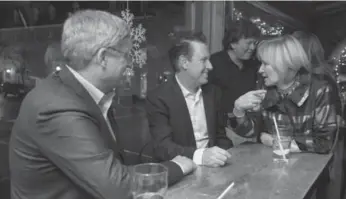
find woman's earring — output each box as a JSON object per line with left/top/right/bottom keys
{"left": 102, "top": 59, "right": 108, "bottom": 67}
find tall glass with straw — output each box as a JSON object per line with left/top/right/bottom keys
{"left": 272, "top": 115, "right": 292, "bottom": 163}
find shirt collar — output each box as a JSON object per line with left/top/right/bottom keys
{"left": 66, "top": 65, "right": 115, "bottom": 111}
{"left": 261, "top": 72, "right": 311, "bottom": 109}
{"left": 175, "top": 75, "right": 202, "bottom": 99}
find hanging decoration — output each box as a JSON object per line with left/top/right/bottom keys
{"left": 329, "top": 43, "right": 346, "bottom": 105}
{"left": 332, "top": 47, "right": 346, "bottom": 89}
{"left": 121, "top": 8, "right": 148, "bottom": 97}
{"left": 233, "top": 8, "right": 284, "bottom": 36}
{"left": 121, "top": 9, "right": 147, "bottom": 75}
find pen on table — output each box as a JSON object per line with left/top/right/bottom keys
{"left": 216, "top": 181, "right": 235, "bottom": 199}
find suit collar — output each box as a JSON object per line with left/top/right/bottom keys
{"left": 201, "top": 83, "right": 215, "bottom": 146}
{"left": 170, "top": 76, "right": 215, "bottom": 147}
{"left": 175, "top": 75, "right": 203, "bottom": 99}
{"left": 65, "top": 65, "right": 104, "bottom": 105}
{"left": 55, "top": 66, "right": 120, "bottom": 154}
{"left": 170, "top": 77, "right": 197, "bottom": 147}
{"left": 57, "top": 65, "right": 115, "bottom": 116}
{"left": 55, "top": 65, "right": 94, "bottom": 102}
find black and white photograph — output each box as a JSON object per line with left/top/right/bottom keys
{"left": 0, "top": 1, "right": 346, "bottom": 199}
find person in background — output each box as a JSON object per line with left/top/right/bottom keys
{"left": 209, "top": 20, "right": 261, "bottom": 113}
{"left": 208, "top": 20, "right": 261, "bottom": 145}
{"left": 146, "top": 34, "right": 232, "bottom": 168}
{"left": 9, "top": 10, "right": 196, "bottom": 199}
{"left": 293, "top": 31, "right": 336, "bottom": 81}
{"left": 292, "top": 31, "right": 342, "bottom": 116}
{"left": 293, "top": 31, "right": 345, "bottom": 199}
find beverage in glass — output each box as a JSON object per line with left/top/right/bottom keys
{"left": 271, "top": 124, "right": 293, "bottom": 163}
{"left": 132, "top": 163, "right": 168, "bottom": 199}
{"left": 272, "top": 135, "right": 292, "bottom": 162}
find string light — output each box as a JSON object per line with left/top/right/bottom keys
{"left": 334, "top": 47, "right": 346, "bottom": 90}
{"left": 233, "top": 8, "right": 284, "bottom": 36}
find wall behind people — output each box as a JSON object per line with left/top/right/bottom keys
{"left": 0, "top": 2, "right": 34, "bottom": 29}
{"left": 0, "top": 2, "right": 185, "bottom": 93}
{"left": 311, "top": 12, "right": 346, "bottom": 58}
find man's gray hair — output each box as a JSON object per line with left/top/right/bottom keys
{"left": 61, "top": 9, "right": 130, "bottom": 71}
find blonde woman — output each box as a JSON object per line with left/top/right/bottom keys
{"left": 230, "top": 35, "right": 340, "bottom": 154}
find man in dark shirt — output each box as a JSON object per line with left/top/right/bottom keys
{"left": 209, "top": 20, "right": 261, "bottom": 114}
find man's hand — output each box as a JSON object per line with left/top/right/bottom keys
{"left": 202, "top": 146, "right": 231, "bottom": 167}
{"left": 172, "top": 155, "right": 197, "bottom": 174}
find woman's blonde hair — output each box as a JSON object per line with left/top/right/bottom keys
{"left": 257, "top": 35, "right": 311, "bottom": 82}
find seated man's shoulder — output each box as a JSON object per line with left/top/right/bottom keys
{"left": 24, "top": 77, "right": 86, "bottom": 114}
{"left": 23, "top": 79, "right": 56, "bottom": 106}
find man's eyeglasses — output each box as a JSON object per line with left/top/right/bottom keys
{"left": 106, "top": 47, "right": 132, "bottom": 64}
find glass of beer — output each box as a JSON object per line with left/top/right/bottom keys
{"left": 132, "top": 163, "right": 168, "bottom": 199}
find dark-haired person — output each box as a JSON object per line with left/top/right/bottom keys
{"left": 146, "top": 34, "right": 233, "bottom": 168}
{"left": 208, "top": 20, "right": 262, "bottom": 144}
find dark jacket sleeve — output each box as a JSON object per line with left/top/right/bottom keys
{"left": 214, "top": 86, "right": 233, "bottom": 149}
{"left": 146, "top": 92, "right": 196, "bottom": 160}
{"left": 34, "top": 108, "right": 183, "bottom": 199}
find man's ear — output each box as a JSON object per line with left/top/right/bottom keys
{"left": 95, "top": 48, "right": 107, "bottom": 68}
{"left": 178, "top": 55, "right": 189, "bottom": 70}
{"left": 230, "top": 42, "right": 237, "bottom": 50}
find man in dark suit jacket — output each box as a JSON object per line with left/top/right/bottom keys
{"left": 146, "top": 35, "right": 233, "bottom": 168}
{"left": 9, "top": 10, "right": 196, "bottom": 199}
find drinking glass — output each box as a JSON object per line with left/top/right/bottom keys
{"left": 132, "top": 163, "right": 168, "bottom": 199}
{"left": 271, "top": 124, "right": 293, "bottom": 163}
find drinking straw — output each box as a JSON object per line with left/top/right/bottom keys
{"left": 17, "top": 10, "right": 28, "bottom": 28}
{"left": 216, "top": 182, "right": 235, "bottom": 199}
{"left": 272, "top": 115, "right": 287, "bottom": 161}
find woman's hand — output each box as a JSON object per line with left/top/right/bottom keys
{"left": 234, "top": 90, "right": 267, "bottom": 113}
{"left": 261, "top": 132, "right": 301, "bottom": 153}
{"left": 260, "top": 132, "right": 273, "bottom": 147}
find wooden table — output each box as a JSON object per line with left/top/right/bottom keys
{"left": 166, "top": 143, "right": 332, "bottom": 199}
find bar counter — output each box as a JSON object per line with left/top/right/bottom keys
{"left": 0, "top": 95, "right": 334, "bottom": 199}
{"left": 166, "top": 143, "right": 332, "bottom": 199}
